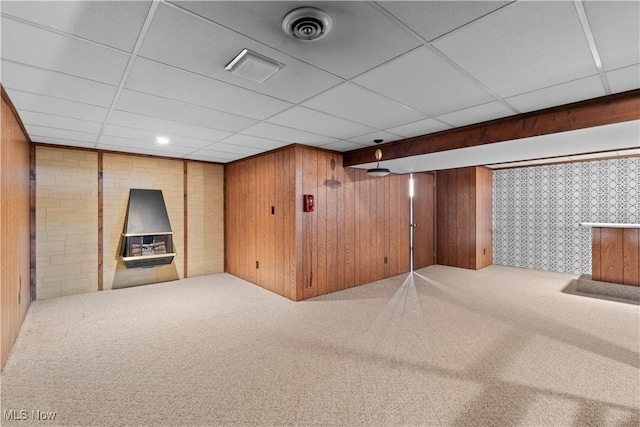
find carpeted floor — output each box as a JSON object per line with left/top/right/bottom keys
{"left": 1, "top": 265, "right": 638, "bottom": 426}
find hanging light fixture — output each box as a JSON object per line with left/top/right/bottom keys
{"left": 367, "top": 139, "right": 390, "bottom": 177}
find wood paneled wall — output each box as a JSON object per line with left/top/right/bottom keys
{"left": 300, "top": 148, "right": 411, "bottom": 299}
{"left": 225, "top": 145, "right": 411, "bottom": 301}
{"left": 436, "top": 166, "right": 493, "bottom": 270}
{"left": 1, "top": 91, "right": 31, "bottom": 369}
{"left": 225, "top": 151, "right": 298, "bottom": 299}
{"left": 592, "top": 227, "right": 639, "bottom": 286}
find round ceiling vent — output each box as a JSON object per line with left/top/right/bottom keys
{"left": 282, "top": 7, "right": 332, "bottom": 41}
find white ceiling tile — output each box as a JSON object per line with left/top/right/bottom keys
{"left": 184, "top": 154, "right": 233, "bottom": 163}
{"left": 435, "top": 101, "right": 514, "bottom": 128}
{"left": 125, "top": 58, "right": 292, "bottom": 120}
{"left": 606, "top": 64, "right": 640, "bottom": 94}
{"left": 171, "top": 1, "right": 421, "bottom": 79}
{"left": 506, "top": 75, "right": 606, "bottom": 113}
{"left": 19, "top": 111, "right": 103, "bottom": 134}
{"left": 267, "top": 106, "right": 376, "bottom": 140}
{"left": 378, "top": 1, "right": 511, "bottom": 42}
{"left": 303, "top": 83, "right": 426, "bottom": 129}
{"left": 385, "top": 118, "right": 452, "bottom": 139}
{"left": 138, "top": 3, "right": 342, "bottom": 103}
{"left": 320, "top": 140, "right": 367, "bottom": 152}
{"left": 25, "top": 125, "right": 97, "bottom": 143}
{"left": 1, "top": 17, "right": 130, "bottom": 85}
{"left": 107, "top": 111, "right": 232, "bottom": 142}
{"left": 432, "top": 1, "right": 597, "bottom": 97}
{"left": 98, "top": 135, "right": 196, "bottom": 155}
{"left": 203, "top": 143, "right": 262, "bottom": 156}
{"left": 101, "top": 125, "right": 217, "bottom": 150}
{"left": 1, "top": 61, "right": 117, "bottom": 107}
{"left": 240, "top": 122, "right": 338, "bottom": 146}
{"left": 353, "top": 47, "right": 494, "bottom": 116}
{"left": 28, "top": 136, "right": 96, "bottom": 149}
{"left": 184, "top": 150, "right": 240, "bottom": 162}
{"left": 1, "top": 1, "right": 151, "bottom": 52}
{"left": 347, "top": 131, "right": 404, "bottom": 146}
{"left": 97, "top": 142, "right": 192, "bottom": 158}
{"left": 584, "top": 1, "right": 640, "bottom": 72}
{"left": 6, "top": 89, "right": 109, "bottom": 123}
{"left": 221, "top": 134, "right": 290, "bottom": 151}
{"left": 115, "top": 90, "right": 257, "bottom": 133}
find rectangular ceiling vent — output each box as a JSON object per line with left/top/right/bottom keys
{"left": 225, "top": 48, "right": 284, "bottom": 83}
{"left": 121, "top": 189, "right": 175, "bottom": 269}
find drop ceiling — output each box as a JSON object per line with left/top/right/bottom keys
{"left": 1, "top": 1, "right": 638, "bottom": 171}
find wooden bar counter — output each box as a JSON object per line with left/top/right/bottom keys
{"left": 576, "top": 223, "right": 640, "bottom": 301}
{"left": 580, "top": 223, "right": 640, "bottom": 287}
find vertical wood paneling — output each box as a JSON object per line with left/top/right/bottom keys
{"left": 246, "top": 158, "right": 257, "bottom": 284}
{"left": 326, "top": 153, "right": 338, "bottom": 294}
{"left": 369, "top": 174, "right": 378, "bottom": 281}
{"left": 360, "top": 173, "right": 372, "bottom": 285}
{"left": 397, "top": 174, "right": 411, "bottom": 273}
{"left": 591, "top": 227, "right": 602, "bottom": 280}
{"left": 622, "top": 228, "right": 639, "bottom": 286}
{"left": 287, "top": 148, "right": 298, "bottom": 300}
{"left": 1, "top": 91, "right": 31, "bottom": 369}
{"left": 30, "top": 144, "right": 36, "bottom": 301}
{"left": 257, "top": 155, "right": 269, "bottom": 289}
{"left": 436, "top": 172, "right": 447, "bottom": 265}
{"left": 384, "top": 175, "right": 391, "bottom": 277}
{"left": 302, "top": 148, "right": 318, "bottom": 299}
{"left": 225, "top": 145, "right": 414, "bottom": 301}
{"left": 446, "top": 171, "right": 457, "bottom": 266}
{"left": 274, "top": 151, "right": 285, "bottom": 296}
{"left": 375, "top": 171, "right": 386, "bottom": 281}
{"left": 413, "top": 172, "right": 435, "bottom": 270}
{"left": 267, "top": 153, "right": 276, "bottom": 292}
{"left": 343, "top": 168, "right": 355, "bottom": 289}
{"left": 600, "top": 227, "right": 624, "bottom": 284}
{"left": 388, "top": 174, "right": 399, "bottom": 276}
{"left": 436, "top": 167, "right": 493, "bottom": 270}
{"left": 468, "top": 168, "right": 477, "bottom": 269}
{"left": 475, "top": 167, "right": 493, "bottom": 269}
{"left": 316, "top": 152, "right": 328, "bottom": 297}
{"left": 293, "top": 147, "right": 304, "bottom": 300}
{"left": 456, "top": 168, "right": 471, "bottom": 268}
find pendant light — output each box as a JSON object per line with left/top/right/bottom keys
{"left": 367, "top": 139, "right": 390, "bottom": 177}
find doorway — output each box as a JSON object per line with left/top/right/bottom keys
{"left": 411, "top": 172, "right": 436, "bottom": 270}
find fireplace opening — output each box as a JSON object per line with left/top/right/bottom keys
{"left": 121, "top": 189, "right": 175, "bottom": 268}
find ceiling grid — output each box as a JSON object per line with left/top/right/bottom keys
{"left": 1, "top": 0, "right": 637, "bottom": 168}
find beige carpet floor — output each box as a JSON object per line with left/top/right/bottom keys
{"left": 1, "top": 265, "right": 638, "bottom": 426}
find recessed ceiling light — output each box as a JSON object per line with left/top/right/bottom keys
{"left": 225, "top": 49, "right": 284, "bottom": 84}
{"left": 156, "top": 136, "right": 170, "bottom": 144}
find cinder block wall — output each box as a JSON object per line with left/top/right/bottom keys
{"left": 36, "top": 147, "right": 98, "bottom": 298}
{"left": 35, "top": 146, "right": 224, "bottom": 299}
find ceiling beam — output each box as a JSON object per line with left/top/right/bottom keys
{"left": 343, "top": 89, "right": 640, "bottom": 167}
